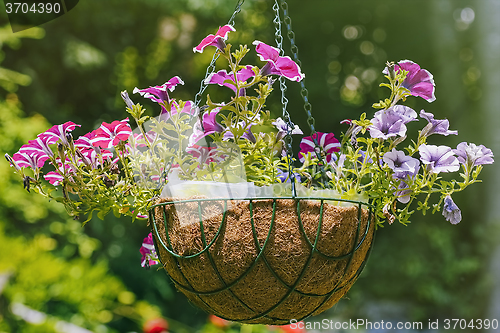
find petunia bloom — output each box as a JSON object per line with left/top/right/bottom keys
{"left": 419, "top": 110, "right": 458, "bottom": 137}
{"left": 273, "top": 117, "right": 303, "bottom": 141}
{"left": 12, "top": 150, "right": 49, "bottom": 170}
{"left": 277, "top": 170, "right": 301, "bottom": 184}
{"left": 18, "top": 135, "right": 55, "bottom": 160}
{"left": 133, "top": 76, "right": 184, "bottom": 113}
{"left": 442, "top": 195, "right": 462, "bottom": 224}
{"left": 40, "top": 121, "right": 81, "bottom": 147}
{"left": 375, "top": 105, "right": 418, "bottom": 124}
{"left": 186, "top": 144, "right": 227, "bottom": 165}
{"left": 91, "top": 118, "right": 132, "bottom": 149}
{"left": 369, "top": 109, "right": 407, "bottom": 140}
{"left": 383, "top": 60, "right": 436, "bottom": 102}
{"left": 204, "top": 65, "right": 256, "bottom": 96}
{"left": 140, "top": 233, "right": 159, "bottom": 268}
{"left": 299, "top": 132, "right": 340, "bottom": 163}
{"left": 193, "top": 25, "right": 235, "bottom": 53}
{"left": 419, "top": 144, "right": 459, "bottom": 174}
{"left": 383, "top": 148, "right": 420, "bottom": 179}
{"left": 453, "top": 142, "right": 494, "bottom": 168}
{"left": 189, "top": 108, "right": 225, "bottom": 146}
{"left": 253, "top": 40, "right": 305, "bottom": 82}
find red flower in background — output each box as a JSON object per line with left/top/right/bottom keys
{"left": 208, "top": 314, "right": 231, "bottom": 328}
{"left": 143, "top": 317, "right": 169, "bottom": 333}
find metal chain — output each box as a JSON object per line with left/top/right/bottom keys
{"left": 193, "top": 0, "right": 246, "bottom": 108}
{"left": 273, "top": 0, "right": 297, "bottom": 196}
{"left": 278, "top": 0, "right": 328, "bottom": 185}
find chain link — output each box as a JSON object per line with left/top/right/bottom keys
{"left": 193, "top": 0, "right": 246, "bottom": 108}
{"left": 278, "top": 0, "right": 328, "bottom": 185}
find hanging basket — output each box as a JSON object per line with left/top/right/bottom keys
{"left": 149, "top": 196, "right": 375, "bottom": 325}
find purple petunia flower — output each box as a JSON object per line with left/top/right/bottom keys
{"left": 193, "top": 25, "right": 235, "bottom": 53}
{"left": 253, "top": 40, "right": 305, "bottom": 82}
{"left": 369, "top": 109, "right": 407, "bottom": 140}
{"left": 189, "top": 108, "right": 225, "bottom": 146}
{"left": 277, "top": 170, "right": 301, "bottom": 183}
{"left": 204, "top": 65, "right": 256, "bottom": 96}
{"left": 375, "top": 105, "right": 418, "bottom": 124}
{"left": 273, "top": 117, "right": 303, "bottom": 141}
{"left": 140, "top": 233, "right": 159, "bottom": 268}
{"left": 383, "top": 148, "right": 420, "bottom": 179}
{"left": 442, "top": 195, "right": 462, "bottom": 224}
{"left": 419, "top": 110, "right": 458, "bottom": 137}
{"left": 299, "top": 132, "right": 340, "bottom": 163}
{"left": 419, "top": 144, "right": 459, "bottom": 174}
{"left": 383, "top": 60, "right": 436, "bottom": 102}
{"left": 395, "top": 180, "right": 412, "bottom": 204}
{"left": 223, "top": 123, "right": 257, "bottom": 143}
{"left": 453, "top": 142, "right": 494, "bottom": 168}
{"left": 133, "top": 76, "right": 184, "bottom": 113}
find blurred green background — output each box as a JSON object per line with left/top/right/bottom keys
{"left": 1, "top": 0, "right": 499, "bottom": 332}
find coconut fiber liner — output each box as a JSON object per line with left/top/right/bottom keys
{"left": 150, "top": 197, "right": 375, "bottom": 325}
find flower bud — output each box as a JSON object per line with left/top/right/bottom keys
{"left": 121, "top": 90, "right": 135, "bottom": 109}
{"left": 57, "top": 142, "right": 66, "bottom": 162}
{"left": 386, "top": 61, "right": 396, "bottom": 81}
{"left": 5, "top": 153, "right": 21, "bottom": 173}
{"left": 66, "top": 133, "right": 74, "bottom": 150}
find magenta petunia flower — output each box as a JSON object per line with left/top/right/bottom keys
{"left": 140, "top": 233, "right": 159, "bottom": 268}
{"left": 419, "top": 110, "right": 458, "bottom": 137}
{"left": 186, "top": 144, "right": 227, "bottom": 165}
{"left": 18, "top": 135, "right": 55, "bottom": 160}
{"left": 369, "top": 109, "right": 407, "bottom": 140}
{"left": 133, "top": 76, "right": 184, "bottom": 113}
{"left": 453, "top": 142, "right": 494, "bottom": 168}
{"left": 74, "top": 131, "right": 97, "bottom": 150}
{"left": 419, "top": 144, "right": 459, "bottom": 174}
{"left": 383, "top": 60, "right": 436, "bottom": 102}
{"left": 299, "top": 132, "right": 340, "bottom": 163}
{"left": 12, "top": 150, "right": 49, "bottom": 170}
{"left": 442, "top": 195, "right": 461, "bottom": 224}
{"left": 204, "top": 65, "right": 256, "bottom": 95}
{"left": 160, "top": 100, "right": 198, "bottom": 121}
{"left": 193, "top": 25, "right": 235, "bottom": 53}
{"left": 43, "top": 171, "right": 64, "bottom": 186}
{"left": 40, "top": 121, "right": 81, "bottom": 146}
{"left": 383, "top": 148, "right": 420, "bottom": 179}
{"left": 189, "top": 108, "right": 225, "bottom": 146}
{"left": 91, "top": 118, "right": 132, "bottom": 149}
{"left": 252, "top": 40, "right": 305, "bottom": 82}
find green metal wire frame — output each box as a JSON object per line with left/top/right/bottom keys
{"left": 148, "top": 197, "right": 376, "bottom": 324}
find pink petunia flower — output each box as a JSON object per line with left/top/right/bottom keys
{"left": 299, "top": 132, "right": 340, "bottom": 163}
{"left": 12, "top": 150, "right": 49, "bottom": 170}
{"left": 204, "top": 65, "right": 256, "bottom": 95}
{"left": 253, "top": 40, "right": 305, "bottom": 82}
{"left": 140, "top": 233, "right": 159, "bottom": 268}
{"left": 189, "top": 108, "right": 225, "bottom": 146}
{"left": 40, "top": 121, "right": 81, "bottom": 146}
{"left": 134, "top": 76, "right": 184, "bottom": 113}
{"left": 18, "top": 135, "right": 55, "bottom": 161}
{"left": 193, "top": 25, "right": 235, "bottom": 53}
{"left": 91, "top": 118, "right": 132, "bottom": 149}
{"left": 383, "top": 60, "right": 436, "bottom": 102}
